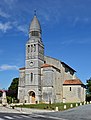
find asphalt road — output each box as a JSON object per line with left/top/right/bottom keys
{"left": 0, "top": 104, "right": 91, "bottom": 120}
{"left": 0, "top": 106, "right": 64, "bottom": 120}
{"left": 41, "top": 104, "right": 91, "bottom": 120}
{"left": 0, "top": 112, "right": 66, "bottom": 120}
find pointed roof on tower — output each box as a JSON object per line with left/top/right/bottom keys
{"left": 30, "top": 11, "right": 41, "bottom": 32}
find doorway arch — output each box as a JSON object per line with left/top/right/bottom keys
{"left": 29, "top": 91, "right": 35, "bottom": 103}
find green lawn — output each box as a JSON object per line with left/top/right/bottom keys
{"left": 15, "top": 102, "right": 80, "bottom": 111}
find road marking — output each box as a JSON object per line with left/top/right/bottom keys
{"left": 20, "top": 115, "right": 30, "bottom": 118}
{"left": 0, "top": 118, "right": 4, "bottom": 120}
{"left": 32, "top": 114, "right": 67, "bottom": 120}
{"left": 13, "top": 115, "right": 23, "bottom": 119}
{"left": 4, "top": 116, "right": 14, "bottom": 119}
{"left": 48, "top": 116, "right": 67, "bottom": 120}
{"left": 30, "top": 114, "right": 46, "bottom": 118}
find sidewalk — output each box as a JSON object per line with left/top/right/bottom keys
{"left": 0, "top": 105, "right": 54, "bottom": 114}
{"left": 0, "top": 106, "right": 21, "bottom": 113}
{"left": 14, "top": 107, "right": 54, "bottom": 114}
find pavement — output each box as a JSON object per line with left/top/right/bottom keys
{"left": 14, "top": 107, "right": 54, "bottom": 114}
{"left": 0, "top": 105, "right": 54, "bottom": 114}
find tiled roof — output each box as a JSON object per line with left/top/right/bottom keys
{"left": 63, "top": 79, "right": 83, "bottom": 85}
{"left": 41, "top": 64, "right": 61, "bottom": 72}
{"left": 19, "top": 67, "right": 25, "bottom": 70}
{"left": 41, "top": 64, "right": 53, "bottom": 68}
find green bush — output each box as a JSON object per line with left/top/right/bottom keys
{"left": 7, "top": 96, "right": 12, "bottom": 104}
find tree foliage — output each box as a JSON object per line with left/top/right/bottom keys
{"left": 0, "top": 92, "right": 2, "bottom": 97}
{"left": 86, "top": 77, "right": 91, "bottom": 101}
{"left": 7, "top": 78, "right": 19, "bottom": 100}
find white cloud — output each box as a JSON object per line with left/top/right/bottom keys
{"left": 73, "top": 17, "right": 79, "bottom": 26}
{"left": 72, "top": 17, "right": 90, "bottom": 27}
{"left": 0, "top": 22, "right": 12, "bottom": 33}
{"left": 61, "top": 39, "right": 74, "bottom": 45}
{"left": 4, "top": 0, "right": 17, "bottom": 5}
{"left": 0, "top": 21, "right": 28, "bottom": 34}
{"left": 3, "top": 0, "right": 18, "bottom": 9}
{"left": 0, "top": 64, "right": 19, "bottom": 71}
{"left": 84, "top": 18, "right": 89, "bottom": 22}
{"left": 12, "top": 21, "right": 28, "bottom": 34}
{"left": 0, "top": 9, "right": 10, "bottom": 18}
{"left": 17, "top": 25, "right": 28, "bottom": 34}
{"left": 61, "top": 38, "right": 91, "bottom": 46}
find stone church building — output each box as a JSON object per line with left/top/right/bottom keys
{"left": 18, "top": 14, "right": 85, "bottom": 104}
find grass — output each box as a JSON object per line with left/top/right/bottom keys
{"left": 15, "top": 102, "right": 80, "bottom": 111}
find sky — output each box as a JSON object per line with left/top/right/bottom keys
{"left": 0, "top": 0, "right": 91, "bottom": 89}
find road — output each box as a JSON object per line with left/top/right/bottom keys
{"left": 0, "top": 106, "right": 65, "bottom": 120}
{"left": 0, "top": 104, "right": 91, "bottom": 120}
{"left": 0, "top": 112, "right": 65, "bottom": 120}
{"left": 41, "top": 104, "right": 91, "bottom": 120}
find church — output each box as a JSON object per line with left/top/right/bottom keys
{"left": 18, "top": 14, "right": 85, "bottom": 104}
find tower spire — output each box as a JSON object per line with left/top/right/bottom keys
{"left": 29, "top": 11, "right": 42, "bottom": 38}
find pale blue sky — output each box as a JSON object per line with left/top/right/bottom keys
{"left": 0, "top": 0, "right": 91, "bottom": 89}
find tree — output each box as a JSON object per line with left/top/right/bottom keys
{"left": 7, "top": 78, "right": 19, "bottom": 100}
{"left": 86, "top": 77, "right": 91, "bottom": 102}
{"left": 0, "top": 92, "right": 2, "bottom": 97}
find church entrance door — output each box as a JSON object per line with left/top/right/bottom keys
{"left": 29, "top": 91, "right": 35, "bottom": 103}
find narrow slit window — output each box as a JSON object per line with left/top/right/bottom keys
{"left": 31, "top": 45, "right": 33, "bottom": 52}
{"left": 70, "top": 87, "right": 71, "bottom": 91}
{"left": 27, "top": 45, "right": 30, "bottom": 53}
{"left": 34, "top": 44, "right": 36, "bottom": 52}
{"left": 31, "top": 73, "right": 33, "bottom": 82}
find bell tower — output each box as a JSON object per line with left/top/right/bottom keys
{"left": 25, "top": 13, "right": 44, "bottom": 103}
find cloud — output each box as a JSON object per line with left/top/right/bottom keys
{"left": 0, "top": 21, "right": 28, "bottom": 34}
{"left": 12, "top": 21, "right": 28, "bottom": 34}
{"left": 4, "top": 0, "right": 17, "bottom": 5}
{"left": 73, "top": 17, "right": 79, "bottom": 26}
{"left": 77, "top": 38, "right": 91, "bottom": 44}
{"left": 61, "top": 39, "right": 74, "bottom": 45}
{"left": 0, "top": 0, "right": 18, "bottom": 12}
{"left": 61, "top": 38, "right": 91, "bottom": 45}
{"left": 0, "top": 64, "right": 19, "bottom": 71}
{"left": 0, "top": 9, "right": 10, "bottom": 18}
{"left": 17, "top": 25, "right": 28, "bottom": 34}
{"left": 0, "top": 22, "right": 12, "bottom": 33}
{"left": 72, "top": 17, "right": 90, "bottom": 27}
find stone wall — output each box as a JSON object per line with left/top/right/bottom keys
{"left": 63, "top": 85, "right": 85, "bottom": 103}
